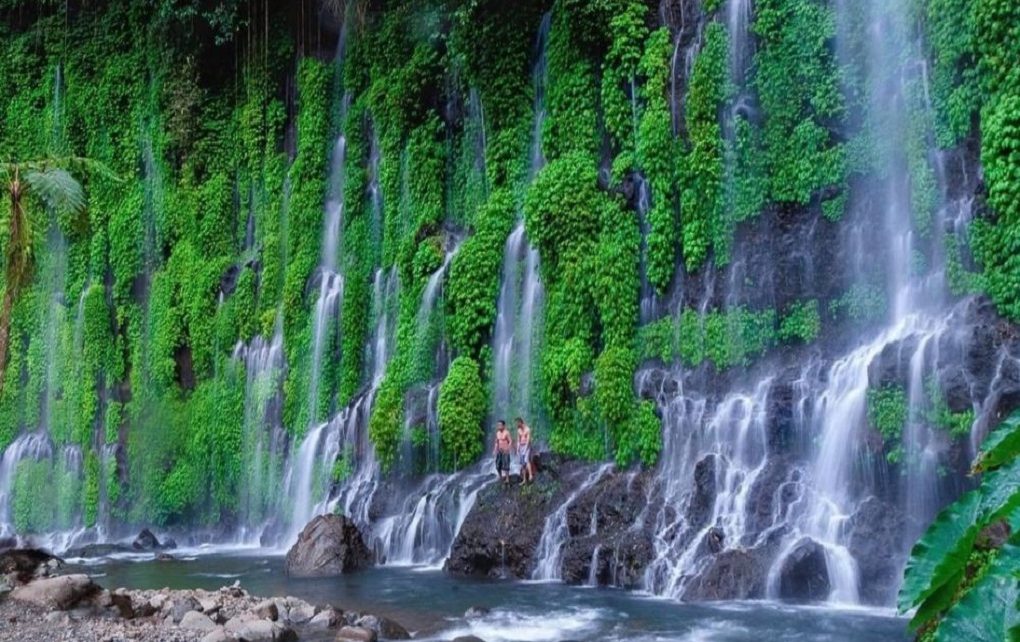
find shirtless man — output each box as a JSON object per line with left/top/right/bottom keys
{"left": 516, "top": 417, "right": 534, "bottom": 485}
{"left": 493, "top": 420, "right": 512, "bottom": 485}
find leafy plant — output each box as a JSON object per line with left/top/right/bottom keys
{"left": 899, "top": 409, "right": 1020, "bottom": 639}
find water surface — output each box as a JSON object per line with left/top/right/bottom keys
{"left": 78, "top": 550, "right": 910, "bottom": 642}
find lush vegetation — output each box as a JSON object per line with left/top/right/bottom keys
{"left": 899, "top": 409, "right": 1020, "bottom": 640}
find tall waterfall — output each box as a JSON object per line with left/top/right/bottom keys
{"left": 491, "top": 11, "right": 549, "bottom": 427}
{"left": 635, "top": 0, "right": 1011, "bottom": 606}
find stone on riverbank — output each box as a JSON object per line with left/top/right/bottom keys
{"left": 285, "top": 514, "right": 371, "bottom": 577}
{"left": 10, "top": 573, "right": 99, "bottom": 610}
{"left": 336, "top": 625, "right": 378, "bottom": 642}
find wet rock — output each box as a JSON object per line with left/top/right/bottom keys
{"left": 847, "top": 497, "right": 906, "bottom": 605}
{"left": 63, "top": 543, "right": 134, "bottom": 558}
{"left": 452, "top": 637, "right": 486, "bottom": 642}
{"left": 682, "top": 549, "right": 767, "bottom": 600}
{"left": 446, "top": 461, "right": 588, "bottom": 579}
{"left": 777, "top": 538, "right": 830, "bottom": 602}
{"left": 336, "top": 625, "right": 378, "bottom": 642}
{"left": 10, "top": 574, "right": 99, "bottom": 610}
{"left": 687, "top": 455, "right": 717, "bottom": 530}
{"left": 356, "top": 613, "right": 410, "bottom": 639}
{"left": 132, "top": 528, "right": 161, "bottom": 550}
{"left": 180, "top": 610, "right": 218, "bottom": 631}
{"left": 285, "top": 515, "right": 372, "bottom": 577}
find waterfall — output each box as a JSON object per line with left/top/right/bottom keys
{"left": 532, "top": 464, "right": 614, "bottom": 580}
{"left": 491, "top": 12, "right": 549, "bottom": 426}
{"left": 0, "top": 433, "right": 53, "bottom": 538}
{"left": 233, "top": 318, "right": 286, "bottom": 541}
{"left": 637, "top": 0, "right": 996, "bottom": 606}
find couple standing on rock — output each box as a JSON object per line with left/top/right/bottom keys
{"left": 493, "top": 418, "right": 534, "bottom": 486}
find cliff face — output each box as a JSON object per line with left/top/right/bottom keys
{"left": 0, "top": 0, "right": 1018, "bottom": 607}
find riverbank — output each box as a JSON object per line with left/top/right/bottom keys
{"left": 0, "top": 549, "right": 409, "bottom": 642}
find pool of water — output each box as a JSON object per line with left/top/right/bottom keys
{"left": 74, "top": 549, "right": 909, "bottom": 642}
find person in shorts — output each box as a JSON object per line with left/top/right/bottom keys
{"left": 516, "top": 417, "right": 534, "bottom": 485}
{"left": 493, "top": 420, "right": 512, "bottom": 485}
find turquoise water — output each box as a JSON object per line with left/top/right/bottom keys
{"left": 74, "top": 549, "right": 910, "bottom": 642}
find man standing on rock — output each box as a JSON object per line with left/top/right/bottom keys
{"left": 516, "top": 417, "right": 534, "bottom": 485}
{"left": 493, "top": 420, "right": 512, "bottom": 485}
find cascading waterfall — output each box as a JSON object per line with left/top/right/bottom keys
{"left": 533, "top": 464, "right": 614, "bottom": 580}
{"left": 636, "top": 0, "right": 1002, "bottom": 606}
{"left": 491, "top": 11, "right": 549, "bottom": 426}
{"left": 233, "top": 318, "right": 286, "bottom": 541}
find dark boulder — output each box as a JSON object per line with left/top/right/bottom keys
{"left": 847, "top": 496, "right": 907, "bottom": 605}
{"left": 132, "top": 528, "right": 161, "bottom": 550}
{"left": 63, "top": 543, "right": 134, "bottom": 558}
{"left": 777, "top": 538, "right": 830, "bottom": 602}
{"left": 686, "top": 455, "right": 717, "bottom": 531}
{"left": 285, "top": 514, "right": 371, "bottom": 577}
{"left": 0, "top": 548, "right": 62, "bottom": 583}
{"left": 446, "top": 460, "right": 586, "bottom": 579}
{"left": 682, "top": 548, "right": 768, "bottom": 600}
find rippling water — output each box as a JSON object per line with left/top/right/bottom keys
{"left": 73, "top": 550, "right": 909, "bottom": 641}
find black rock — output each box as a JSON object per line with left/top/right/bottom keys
{"left": 132, "top": 528, "right": 161, "bottom": 550}
{"left": 63, "top": 543, "right": 134, "bottom": 558}
{"left": 682, "top": 548, "right": 768, "bottom": 601}
{"left": 777, "top": 538, "right": 830, "bottom": 602}
{"left": 847, "top": 497, "right": 907, "bottom": 605}
{"left": 0, "top": 548, "right": 62, "bottom": 583}
{"left": 285, "top": 514, "right": 371, "bottom": 577}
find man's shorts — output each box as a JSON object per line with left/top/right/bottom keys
{"left": 496, "top": 451, "right": 510, "bottom": 473}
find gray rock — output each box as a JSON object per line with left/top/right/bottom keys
{"left": 171, "top": 596, "right": 202, "bottom": 623}
{"left": 254, "top": 598, "right": 280, "bottom": 621}
{"left": 180, "top": 610, "right": 218, "bottom": 632}
{"left": 336, "top": 626, "right": 378, "bottom": 642}
{"left": 10, "top": 574, "right": 98, "bottom": 610}
{"left": 231, "top": 619, "right": 297, "bottom": 641}
{"left": 307, "top": 607, "right": 340, "bottom": 630}
{"left": 201, "top": 628, "right": 229, "bottom": 642}
{"left": 356, "top": 613, "right": 410, "bottom": 639}
{"left": 452, "top": 637, "right": 487, "bottom": 642}
{"left": 199, "top": 597, "right": 221, "bottom": 614}
{"left": 285, "top": 514, "right": 371, "bottom": 577}
{"left": 44, "top": 611, "right": 70, "bottom": 624}
{"left": 288, "top": 603, "right": 316, "bottom": 624}
{"left": 0, "top": 548, "right": 63, "bottom": 583}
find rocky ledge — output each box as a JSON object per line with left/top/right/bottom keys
{"left": 0, "top": 548, "right": 408, "bottom": 642}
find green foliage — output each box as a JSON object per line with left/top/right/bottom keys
{"left": 753, "top": 0, "right": 846, "bottom": 206}
{"left": 927, "top": 0, "right": 980, "bottom": 148}
{"left": 829, "top": 283, "right": 887, "bottom": 323}
{"left": 899, "top": 408, "right": 1020, "bottom": 636}
{"left": 867, "top": 385, "right": 907, "bottom": 462}
{"left": 681, "top": 23, "right": 728, "bottom": 270}
{"left": 437, "top": 356, "right": 486, "bottom": 471}
{"left": 777, "top": 299, "right": 820, "bottom": 343}
{"left": 636, "top": 27, "right": 680, "bottom": 292}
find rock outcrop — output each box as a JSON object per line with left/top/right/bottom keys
{"left": 285, "top": 514, "right": 372, "bottom": 577}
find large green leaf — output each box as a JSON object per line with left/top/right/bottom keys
{"left": 900, "top": 490, "right": 982, "bottom": 613}
{"left": 935, "top": 543, "right": 1020, "bottom": 642}
{"left": 978, "top": 457, "right": 1020, "bottom": 524}
{"left": 976, "top": 410, "right": 1020, "bottom": 473}
{"left": 909, "top": 568, "right": 964, "bottom": 631}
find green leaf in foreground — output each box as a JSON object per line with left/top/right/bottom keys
{"left": 935, "top": 543, "right": 1020, "bottom": 642}
{"left": 975, "top": 410, "right": 1020, "bottom": 473}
